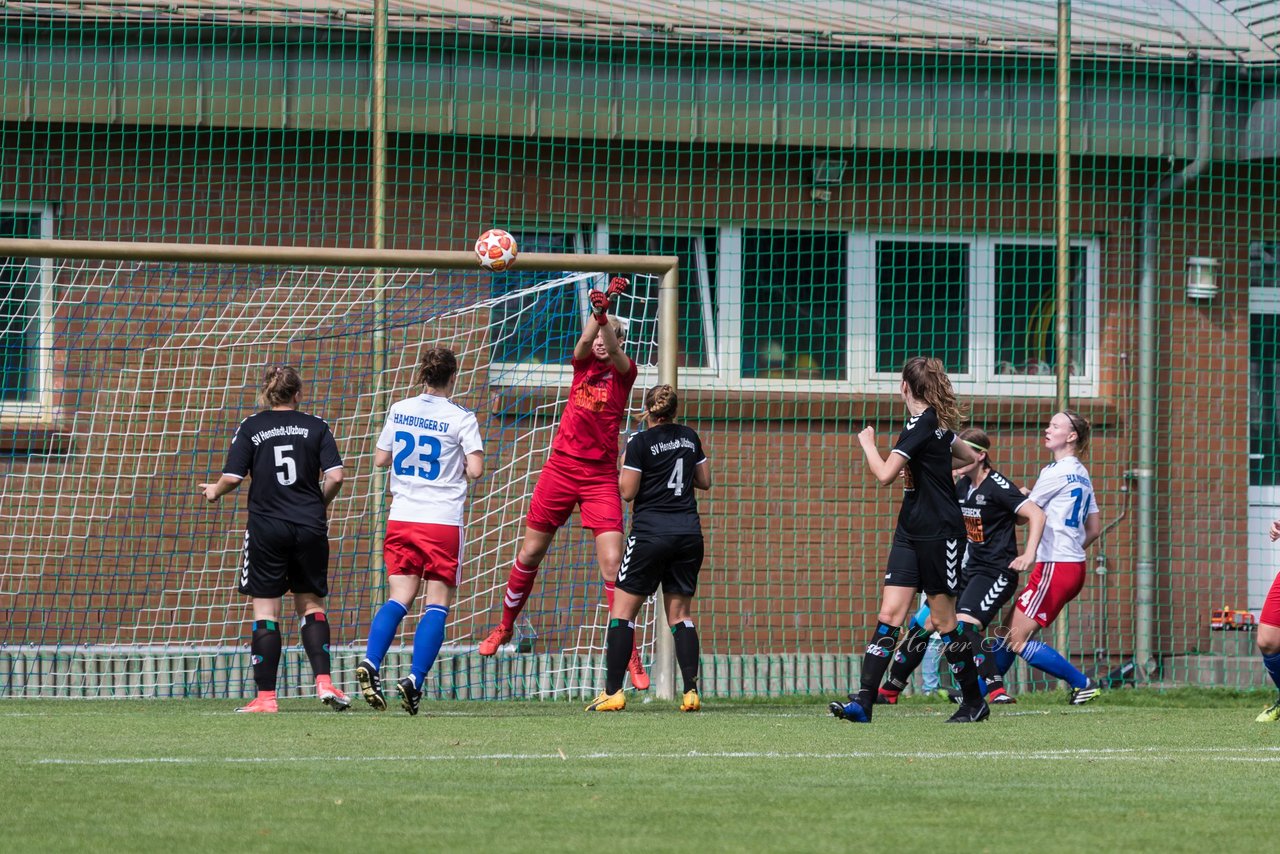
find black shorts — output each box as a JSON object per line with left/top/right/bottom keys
{"left": 883, "top": 530, "right": 963, "bottom": 597}
{"left": 956, "top": 564, "right": 1018, "bottom": 628}
{"left": 239, "top": 515, "right": 330, "bottom": 599}
{"left": 616, "top": 532, "right": 704, "bottom": 598}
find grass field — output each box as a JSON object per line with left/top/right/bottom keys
{"left": 3, "top": 688, "right": 1277, "bottom": 852}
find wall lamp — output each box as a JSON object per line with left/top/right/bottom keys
{"left": 1186, "top": 256, "right": 1219, "bottom": 301}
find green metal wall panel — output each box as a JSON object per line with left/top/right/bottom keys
{"left": 30, "top": 42, "right": 114, "bottom": 124}
{"left": 291, "top": 46, "right": 368, "bottom": 131}
{"left": 388, "top": 50, "right": 453, "bottom": 134}
{"left": 204, "top": 42, "right": 286, "bottom": 129}
{"left": 117, "top": 44, "right": 202, "bottom": 127}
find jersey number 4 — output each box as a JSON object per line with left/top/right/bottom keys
{"left": 667, "top": 458, "right": 685, "bottom": 497}
{"left": 393, "top": 431, "right": 443, "bottom": 480}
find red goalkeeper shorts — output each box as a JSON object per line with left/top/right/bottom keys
{"left": 1262, "top": 571, "right": 1280, "bottom": 628}
{"left": 526, "top": 452, "right": 623, "bottom": 536}
{"left": 384, "top": 521, "right": 463, "bottom": 587}
{"left": 1014, "top": 560, "right": 1086, "bottom": 628}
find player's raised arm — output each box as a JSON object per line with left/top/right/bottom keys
{"left": 858, "top": 426, "right": 907, "bottom": 485}
{"left": 576, "top": 277, "right": 631, "bottom": 373}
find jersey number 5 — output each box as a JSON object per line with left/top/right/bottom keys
{"left": 393, "top": 431, "right": 442, "bottom": 481}
{"left": 274, "top": 444, "right": 297, "bottom": 486}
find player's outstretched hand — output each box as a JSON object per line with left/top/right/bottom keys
{"left": 198, "top": 483, "right": 220, "bottom": 502}
{"left": 607, "top": 276, "right": 629, "bottom": 299}
{"left": 589, "top": 289, "right": 610, "bottom": 320}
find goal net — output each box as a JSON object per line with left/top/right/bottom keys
{"left": 0, "top": 242, "right": 676, "bottom": 700}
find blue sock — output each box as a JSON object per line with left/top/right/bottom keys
{"left": 1020, "top": 639, "right": 1088, "bottom": 689}
{"left": 363, "top": 600, "right": 408, "bottom": 670}
{"left": 993, "top": 638, "right": 1017, "bottom": 675}
{"left": 1263, "top": 652, "right": 1280, "bottom": 692}
{"left": 410, "top": 604, "right": 449, "bottom": 690}
{"left": 910, "top": 604, "right": 931, "bottom": 631}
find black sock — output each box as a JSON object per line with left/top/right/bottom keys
{"left": 300, "top": 612, "right": 332, "bottom": 678}
{"left": 605, "top": 618, "right": 634, "bottom": 695}
{"left": 976, "top": 636, "right": 1003, "bottom": 691}
{"left": 251, "top": 619, "right": 282, "bottom": 692}
{"left": 884, "top": 624, "right": 930, "bottom": 692}
{"left": 855, "top": 622, "right": 901, "bottom": 707}
{"left": 941, "top": 623, "right": 983, "bottom": 705}
{"left": 671, "top": 620, "right": 701, "bottom": 693}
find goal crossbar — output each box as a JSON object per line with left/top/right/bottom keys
{"left": 0, "top": 238, "right": 679, "bottom": 275}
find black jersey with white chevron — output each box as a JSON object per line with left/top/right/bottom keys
{"left": 956, "top": 468, "right": 1030, "bottom": 571}
{"left": 890, "top": 407, "right": 965, "bottom": 541}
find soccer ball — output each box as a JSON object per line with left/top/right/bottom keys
{"left": 474, "top": 228, "right": 518, "bottom": 272}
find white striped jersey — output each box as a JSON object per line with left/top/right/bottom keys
{"left": 1028, "top": 455, "right": 1100, "bottom": 562}
{"left": 376, "top": 394, "right": 484, "bottom": 526}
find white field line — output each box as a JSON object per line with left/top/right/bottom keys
{"left": 23, "top": 746, "right": 1280, "bottom": 767}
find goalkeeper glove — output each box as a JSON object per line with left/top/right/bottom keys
{"left": 589, "top": 289, "right": 610, "bottom": 325}
{"left": 607, "top": 276, "right": 629, "bottom": 299}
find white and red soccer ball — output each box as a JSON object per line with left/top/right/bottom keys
{"left": 474, "top": 228, "right": 518, "bottom": 272}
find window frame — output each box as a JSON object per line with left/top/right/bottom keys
{"left": 488, "top": 223, "right": 1101, "bottom": 399}
{"left": 487, "top": 223, "right": 720, "bottom": 387}
{"left": 0, "top": 202, "right": 55, "bottom": 420}
{"left": 851, "top": 232, "right": 1101, "bottom": 398}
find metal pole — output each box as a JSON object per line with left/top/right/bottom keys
{"left": 370, "top": 0, "right": 390, "bottom": 590}
{"left": 1134, "top": 69, "right": 1218, "bottom": 681}
{"left": 1053, "top": 0, "right": 1072, "bottom": 655}
{"left": 0, "top": 239, "right": 678, "bottom": 275}
{"left": 651, "top": 264, "right": 681, "bottom": 701}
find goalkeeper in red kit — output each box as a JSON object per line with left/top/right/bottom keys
{"left": 478, "top": 276, "right": 650, "bottom": 689}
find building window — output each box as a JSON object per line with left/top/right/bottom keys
{"left": 741, "top": 229, "right": 845, "bottom": 380}
{"left": 0, "top": 208, "right": 50, "bottom": 414}
{"left": 490, "top": 227, "right": 718, "bottom": 380}
{"left": 1250, "top": 242, "right": 1280, "bottom": 488}
{"left": 493, "top": 225, "right": 1099, "bottom": 397}
{"left": 490, "top": 231, "right": 588, "bottom": 366}
{"left": 608, "top": 232, "right": 717, "bottom": 371}
{"left": 994, "top": 244, "right": 1087, "bottom": 377}
{"left": 853, "top": 233, "right": 1099, "bottom": 395}
{"left": 875, "top": 240, "right": 969, "bottom": 374}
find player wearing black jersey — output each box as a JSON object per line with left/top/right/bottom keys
{"left": 586, "top": 384, "right": 710, "bottom": 713}
{"left": 831, "top": 357, "right": 989, "bottom": 724}
{"left": 200, "top": 365, "right": 348, "bottom": 714}
{"left": 878, "top": 427, "right": 1045, "bottom": 705}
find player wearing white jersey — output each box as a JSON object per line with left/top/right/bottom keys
{"left": 992, "top": 410, "right": 1102, "bottom": 705}
{"left": 355, "top": 347, "right": 484, "bottom": 715}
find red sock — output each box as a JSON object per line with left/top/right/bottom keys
{"left": 499, "top": 560, "right": 539, "bottom": 629}
{"left": 604, "top": 581, "right": 616, "bottom": 611}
